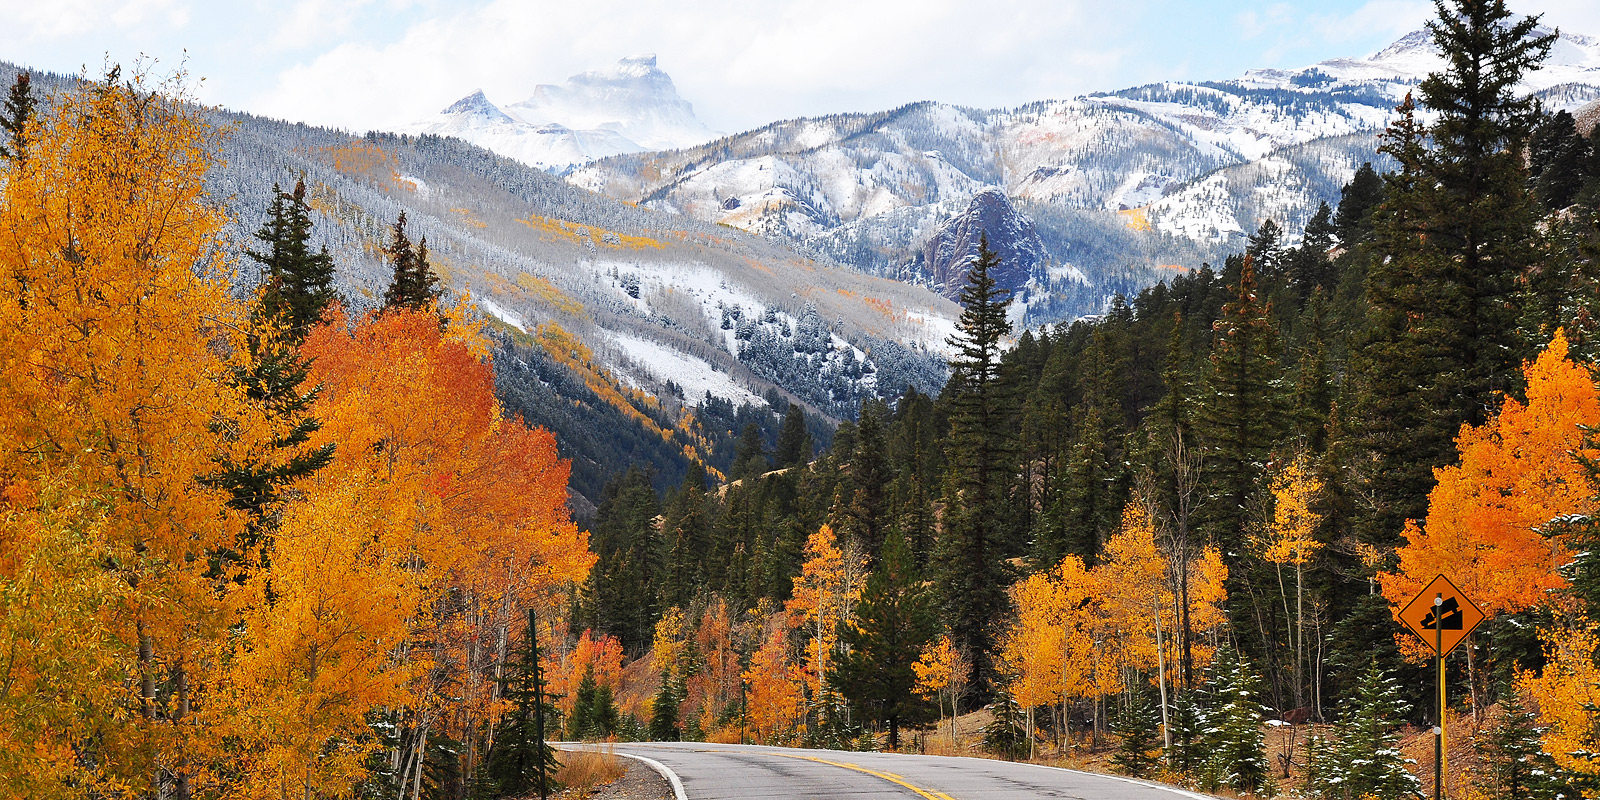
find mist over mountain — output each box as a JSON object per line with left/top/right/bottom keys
{"left": 406, "top": 55, "right": 717, "bottom": 171}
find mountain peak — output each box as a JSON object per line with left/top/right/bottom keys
{"left": 441, "top": 90, "right": 514, "bottom": 123}
{"left": 614, "top": 54, "right": 659, "bottom": 77}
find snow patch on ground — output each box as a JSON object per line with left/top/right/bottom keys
{"left": 607, "top": 332, "right": 764, "bottom": 407}
{"left": 476, "top": 297, "right": 526, "bottom": 332}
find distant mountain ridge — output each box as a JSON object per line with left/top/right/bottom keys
{"left": 561, "top": 27, "right": 1600, "bottom": 324}
{"left": 406, "top": 55, "right": 717, "bottom": 170}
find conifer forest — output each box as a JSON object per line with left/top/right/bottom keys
{"left": 8, "top": 1, "right": 1600, "bottom": 799}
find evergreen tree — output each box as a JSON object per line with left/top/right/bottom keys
{"left": 1473, "top": 693, "right": 1567, "bottom": 800}
{"left": 582, "top": 468, "right": 663, "bottom": 653}
{"left": 731, "top": 422, "right": 769, "bottom": 480}
{"left": 842, "top": 400, "right": 891, "bottom": 554}
{"left": 1334, "top": 162, "right": 1384, "bottom": 247}
{"left": 0, "top": 72, "right": 35, "bottom": 160}
{"left": 1247, "top": 219, "right": 1286, "bottom": 281}
{"left": 1195, "top": 255, "right": 1285, "bottom": 559}
{"left": 835, "top": 531, "right": 938, "bottom": 750}
{"left": 1531, "top": 111, "right": 1590, "bottom": 211}
{"left": 486, "top": 610, "right": 560, "bottom": 799}
{"left": 648, "top": 670, "right": 682, "bottom": 741}
{"left": 1305, "top": 662, "right": 1420, "bottom": 800}
{"left": 1416, "top": 0, "right": 1554, "bottom": 398}
{"left": 774, "top": 403, "right": 813, "bottom": 468}
{"left": 201, "top": 338, "right": 337, "bottom": 574}
{"left": 1198, "top": 651, "right": 1271, "bottom": 795}
{"left": 981, "top": 686, "right": 1029, "bottom": 761}
{"left": 1110, "top": 685, "right": 1162, "bottom": 778}
{"left": 937, "top": 234, "right": 1015, "bottom": 694}
{"left": 1288, "top": 202, "right": 1337, "bottom": 303}
{"left": 248, "top": 180, "right": 337, "bottom": 340}
{"left": 382, "top": 212, "right": 443, "bottom": 311}
{"left": 1164, "top": 690, "right": 1209, "bottom": 778}
{"left": 1347, "top": 92, "right": 1461, "bottom": 547}
{"left": 569, "top": 666, "right": 600, "bottom": 740}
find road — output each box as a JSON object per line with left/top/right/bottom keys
{"left": 562, "top": 742, "right": 1217, "bottom": 800}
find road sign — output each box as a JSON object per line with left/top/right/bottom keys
{"left": 1398, "top": 574, "right": 1485, "bottom": 656}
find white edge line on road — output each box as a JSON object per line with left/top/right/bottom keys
{"left": 1008, "top": 760, "right": 1219, "bottom": 800}
{"left": 614, "top": 753, "right": 688, "bottom": 800}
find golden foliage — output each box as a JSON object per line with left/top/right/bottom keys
{"left": 0, "top": 72, "right": 595, "bottom": 799}
{"left": 1519, "top": 623, "right": 1600, "bottom": 779}
{"left": 1381, "top": 331, "right": 1599, "bottom": 659}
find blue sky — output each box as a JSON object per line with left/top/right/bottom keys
{"left": 1, "top": 0, "right": 1594, "bottom": 134}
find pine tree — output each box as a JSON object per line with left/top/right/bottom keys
{"left": 1416, "top": 0, "right": 1554, "bottom": 399}
{"left": 1334, "top": 162, "right": 1384, "bottom": 247}
{"left": 382, "top": 212, "right": 443, "bottom": 311}
{"left": 774, "top": 403, "right": 813, "bottom": 468}
{"left": 1110, "top": 685, "right": 1162, "bottom": 778}
{"left": 1347, "top": 92, "right": 1460, "bottom": 547}
{"left": 1288, "top": 203, "right": 1337, "bottom": 303}
{"left": 486, "top": 610, "right": 560, "bottom": 799}
{"left": 248, "top": 180, "right": 337, "bottom": 340}
{"left": 1305, "top": 661, "right": 1420, "bottom": 800}
{"left": 569, "top": 666, "right": 599, "bottom": 740}
{"left": 982, "top": 686, "right": 1029, "bottom": 761}
{"left": 1195, "top": 255, "right": 1285, "bottom": 559}
{"left": 201, "top": 337, "right": 337, "bottom": 576}
{"left": 0, "top": 72, "right": 35, "bottom": 160}
{"left": 731, "top": 422, "right": 769, "bottom": 480}
{"left": 1199, "top": 651, "right": 1271, "bottom": 795}
{"left": 1247, "top": 219, "right": 1286, "bottom": 281}
{"left": 648, "top": 670, "right": 682, "bottom": 741}
{"left": 1473, "top": 693, "right": 1567, "bottom": 800}
{"left": 1164, "top": 690, "right": 1209, "bottom": 778}
{"left": 835, "top": 531, "right": 938, "bottom": 750}
{"left": 1530, "top": 111, "right": 1590, "bottom": 211}
{"left": 842, "top": 400, "right": 891, "bottom": 554}
{"left": 938, "top": 234, "right": 1015, "bottom": 694}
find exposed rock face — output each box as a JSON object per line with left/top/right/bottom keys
{"left": 918, "top": 189, "right": 1048, "bottom": 301}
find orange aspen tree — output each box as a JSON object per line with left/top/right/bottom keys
{"left": 0, "top": 68, "right": 281, "bottom": 798}
{"left": 1257, "top": 454, "right": 1324, "bottom": 709}
{"left": 284, "top": 306, "right": 591, "bottom": 795}
{"left": 743, "top": 610, "right": 806, "bottom": 743}
{"left": 786, "top": 524, "right": 864, "bottom": 700}
{"left": 1380, "top": 331, "right": 1599, "bottom": 660}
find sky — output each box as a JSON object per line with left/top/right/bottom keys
{"left": 2, "top": 0, "right": 1597, "bottom": 136}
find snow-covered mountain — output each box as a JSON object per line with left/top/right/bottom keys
{"left": 407, "top": 55, "right": 717, "bottom": 171}
{"left": 568, "top": 28, "right": 1600, "bottom": 323}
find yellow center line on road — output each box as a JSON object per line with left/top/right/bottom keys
{"left": 772, "top": 753, "right": 959, "bottom": 800}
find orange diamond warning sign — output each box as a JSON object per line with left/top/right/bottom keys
{"left": 1398, "top": 574, "right": 1485, "bottom": 656}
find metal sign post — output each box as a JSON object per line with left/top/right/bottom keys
{"left": 1397, "top": 575, "right": 1485, "bottom": 800}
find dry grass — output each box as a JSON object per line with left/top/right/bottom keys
{"left": 555, "top": 745, "right": 627, "bottom": 799}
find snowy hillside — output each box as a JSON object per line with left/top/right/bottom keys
{"left": 568, "top": 28, "right": 1600, "bottom": 323}
{"left": 406, "top": 55, "right": 717, "bottom": 171}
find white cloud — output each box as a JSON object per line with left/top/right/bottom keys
{"left": 250, "top": 0, "right": 1134, "bottom": 134}
{"left": 0, "top": 0, "right": 186, "bottom": 42}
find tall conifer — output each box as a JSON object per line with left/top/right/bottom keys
{"left": 937, "top": 235, "right": 1014, "bottom": 694}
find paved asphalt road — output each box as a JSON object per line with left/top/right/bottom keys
{"left": 563, "top": 742, "right": 1217, "bottom": 800}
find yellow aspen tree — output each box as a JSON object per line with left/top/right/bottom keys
{"left": 1518, "top": 623, "right": 1600, "bottom": 781}
{"left": 1098, "top": 502, "right": 1175, "bottom": 741}
{"left": 786, "top": 524, "right": 864, "bottom": 699}
{"left": 0, "top": 68, "right": 275, "bottom": 798}
{"left": 913, "top": 635, "right": 966, "bottom": 749}
{"left": 1258, "top": 454, "right": 1324, "bottom": 709}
